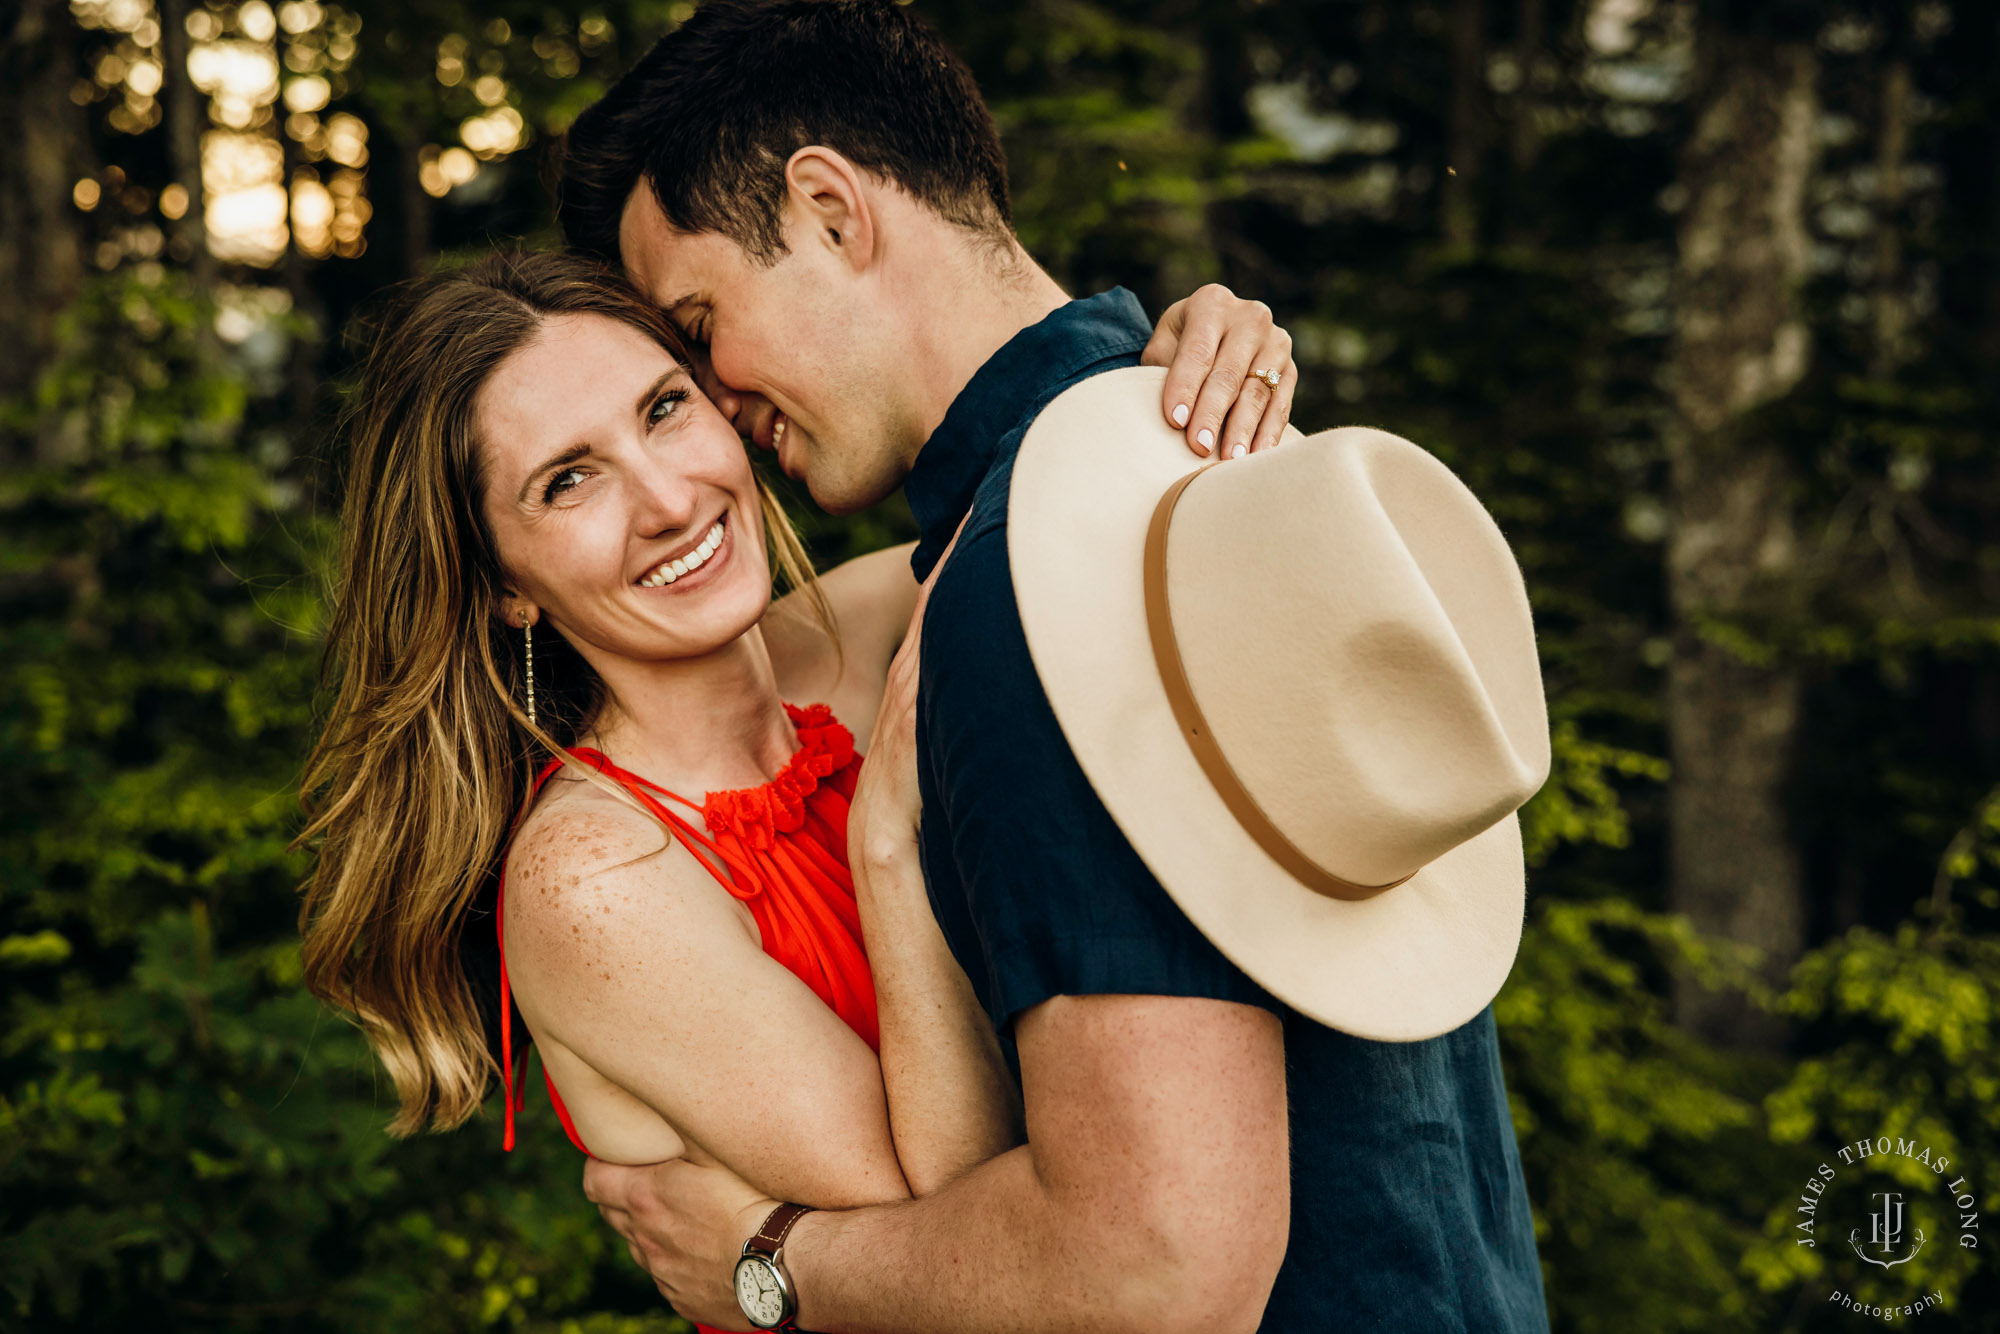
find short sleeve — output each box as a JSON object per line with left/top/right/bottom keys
{"left": 915, "top": 489, "right": 1274, "bottom": 1030}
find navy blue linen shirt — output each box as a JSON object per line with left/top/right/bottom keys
{"left": 906, "top": 289, "right": 1550, "bottom": 1332}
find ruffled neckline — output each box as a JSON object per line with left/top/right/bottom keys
{"left": 700, "top": 702, "right": 857, "bottom": 848}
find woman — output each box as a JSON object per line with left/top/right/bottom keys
{"left": 297, "top": 251, "right": 1287, "bottom": 1292}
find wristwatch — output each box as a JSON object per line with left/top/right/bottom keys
{"left": 734, "top": 1202, "right": 813, "bottom": 1331}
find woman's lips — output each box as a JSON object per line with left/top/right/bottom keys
{"left": 637, "top": 515, "right": 731, "bottom": 590}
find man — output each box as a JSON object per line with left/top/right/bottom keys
{"left": 558, "top": 3, "right": 1549, "bottom": 1331}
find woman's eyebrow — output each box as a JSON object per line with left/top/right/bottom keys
{"left": 633, "top": 367, "right": 679, "bottom": 418}
{"left": 513, "top": 365, "right": 690, "bottom": 505}
{"left": 517, "top": 441, "right": 591, "bottom": 505}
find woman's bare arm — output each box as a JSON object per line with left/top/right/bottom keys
{"left": 503, "top": 791, "right": 911, "bottom": 1208}
{"left": 847, "top": 524, "right": 1023, "bottom": 1193}
{"left": 854, "top": 825, "right": 1024, "bottom": 1194}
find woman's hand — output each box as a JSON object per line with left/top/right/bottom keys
{"left": 1145, "top": 284, "right": 1297, "bottom": 459}
{"left": 847, "top": 606, "right": 926, "bottom": 881}
{"left": 848, "top": 519, "right": 959, "bottom": 883}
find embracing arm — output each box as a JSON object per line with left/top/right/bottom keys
{"left": 583, "top": 515, "right": 1297, "bottom": 1331}
{"left": 598, "top": 992, "right": 1290, "bottom": 1334}
{"left": 504, "top": 797, "right": 909, "bottom": 1207}
{"left": 762, "top": 284, "right": 1297, "bottom": 729}
{"left": 852, "top": 838, "right": 1022, "bottom": 1197}
{"left": 762, "top": 541, "right": 919, "bottom": 741}
{"left": 847, "top": 542, "right": 1023, "bottom": 1195}
{"left": 793, "top": 994, "right": 1289, "bottom": 1334}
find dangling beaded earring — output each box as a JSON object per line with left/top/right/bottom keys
{"left": 522, "top": 617, "right": 537, "bottom": 726}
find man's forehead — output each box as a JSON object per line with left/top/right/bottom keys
{"left": 618, "top": 187, "right": 714, "bottom": 304}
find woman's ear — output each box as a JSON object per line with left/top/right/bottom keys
{"left": 497, "top": 594, "right": 539, "bottom": 629}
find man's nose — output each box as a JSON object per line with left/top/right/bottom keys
{"left": 688, "top": 346, "right": 776, "bottom": 444}
{"left": 688, "top": 347, "right": 744, "bottom": 423}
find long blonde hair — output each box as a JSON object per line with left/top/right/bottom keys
{"left": 298, "top": 250, "right": 833, "bottom": 1135}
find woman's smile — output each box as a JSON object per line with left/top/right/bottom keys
{"left": 636, "top": 511, "right": 734, "bottom": 593}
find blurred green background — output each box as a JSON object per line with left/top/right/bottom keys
{"left": 3, "top": 0, "right": 1998, "bottom": 1329}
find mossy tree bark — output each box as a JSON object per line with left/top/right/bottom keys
{"left": 1664, "top": 8, "right": 1820, "bottom": 1050}
{"left": 0, "top": 0, "right": 91, "bottom": 433}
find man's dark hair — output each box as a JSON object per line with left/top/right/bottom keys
{"left": 559, "top": 0, "right": 1012, "bottom": 266}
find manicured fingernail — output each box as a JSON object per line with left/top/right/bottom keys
{"left": 1172, "top": 403, "right": 1190, "bottom": 427}
{"left": 1230, "top": 443, "right": 1246, "bottom": 459}
{"left": 1197, "top": 428, "right": 1214, "bottom": 449}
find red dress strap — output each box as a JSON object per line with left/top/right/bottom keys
{"left": 497, "top": 704, "right": 878, "bottom": 1162}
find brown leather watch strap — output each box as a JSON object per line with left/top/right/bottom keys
{"left": 748, "top": 1202, "right": 814, "bottom": 1258}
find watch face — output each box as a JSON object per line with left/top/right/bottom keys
{"left": 734, "top": 1255, "right": 788, "bottom": 1329}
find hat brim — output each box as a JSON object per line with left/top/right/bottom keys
{"left": 1007, "top": 366, "right": 1524, "bottom": 1042}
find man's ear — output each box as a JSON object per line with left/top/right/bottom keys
{"left": 783, "top": 147, "right": 875, "bottom": 272}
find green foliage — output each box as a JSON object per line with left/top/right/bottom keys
{"left": 0, "top": 269, "right": 681, "bottom": 1332}
{"left": 1500, "top": 895, "right": 1773, "bottom": 1334}
{"left": 10, "top": 1, "right": 2000, "bottom": 1332}
{"left": 1521, "top": 721, "right": 1671, "bottom": 867}
{"left": 1746, "top": 922, "right": 2000, "bottom": 1328}
{"left": 1504, "top": 720, "right": 1775, "bottom": 1334}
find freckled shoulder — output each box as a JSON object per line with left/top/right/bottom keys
{"left": 500, "top": 777, "right": 745, "bottom": 970}
{"left": 507, "top": 778, "right": 671, "bottom": 896}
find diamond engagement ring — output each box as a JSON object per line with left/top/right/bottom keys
{"left": 1252, "top": 367, "right": 1282, "bottom": 390}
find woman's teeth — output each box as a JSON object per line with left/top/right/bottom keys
{"left": 640, "top": 519, "right": 726, "bottom": 587}
{"left": 771, "top": 416, "right": 788, "bottom": 450}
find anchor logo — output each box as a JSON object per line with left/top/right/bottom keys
{"left": 1849, "top": 1191, "right": 1926, "bottom": 1270}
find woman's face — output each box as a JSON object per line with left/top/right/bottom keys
{"left": 475, "top": 312, "right": 771, "bottom": 668}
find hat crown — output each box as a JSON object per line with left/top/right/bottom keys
{"left": 1006, "top": 365, "right": 1546, "bottom": 1040}
{"left": 1162, "top": 429, "right": 1550, "bottom": 889}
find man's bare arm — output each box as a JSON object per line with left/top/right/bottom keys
{"left": 594, "top": 991, "right": 1289, "bottom": 1334}
{"left": 785, "top": 994, "right": 1287, "bottom": 1334}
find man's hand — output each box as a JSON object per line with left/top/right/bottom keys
{"left": 1143, "top": 283, "right": 1296, "bottom": 459}
{"left": 582, "top": 1155, "right": 778, "bottom": 1330}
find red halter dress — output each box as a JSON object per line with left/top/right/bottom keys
{"left": 496, "top": 702, "right": 881, "bottom": 1161}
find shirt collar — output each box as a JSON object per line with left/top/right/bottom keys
{"left": 905, "top": 288, "right": 1151, "bottom": 576}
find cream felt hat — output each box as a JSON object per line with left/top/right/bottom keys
{"left": 1007, "top": 366, "right": 1550, "bottom": 1041}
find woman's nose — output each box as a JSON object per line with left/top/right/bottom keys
{"left": 630, "top": 464, "right": 702, "bottom": 537}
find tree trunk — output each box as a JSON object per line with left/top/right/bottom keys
{"left": 1872, "top": 54, "right": 1911, "bottom": 375}
{"left": 1502, "top": 0, "right": 1546, "bottom": 244}
{"left": 1442, "top": 0, "right": 1488, "bottom": 249}
{"left": 0, "top": 0, "right": 91, "bottom": 426}
{"left": 157, "top": 0, "right": 216, "bottom": 288}
{"left": 283, "top": 134, "right": 323, "bottom": 428}
{"left": 1982, "top": 4, "right": 2000, "bottom": 371}
{"left": 1508, "top": 0, "right": 1545, "bottom": 174}
{"left": 391, "top": 129, "right": 433, "bottom": 280}
{"left": 1663, "top": 18, "right": 1819, "bottom": 1051}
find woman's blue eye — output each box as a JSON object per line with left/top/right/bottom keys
{"left": 648, "top": 387, "right": 691, "bottom": 427}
